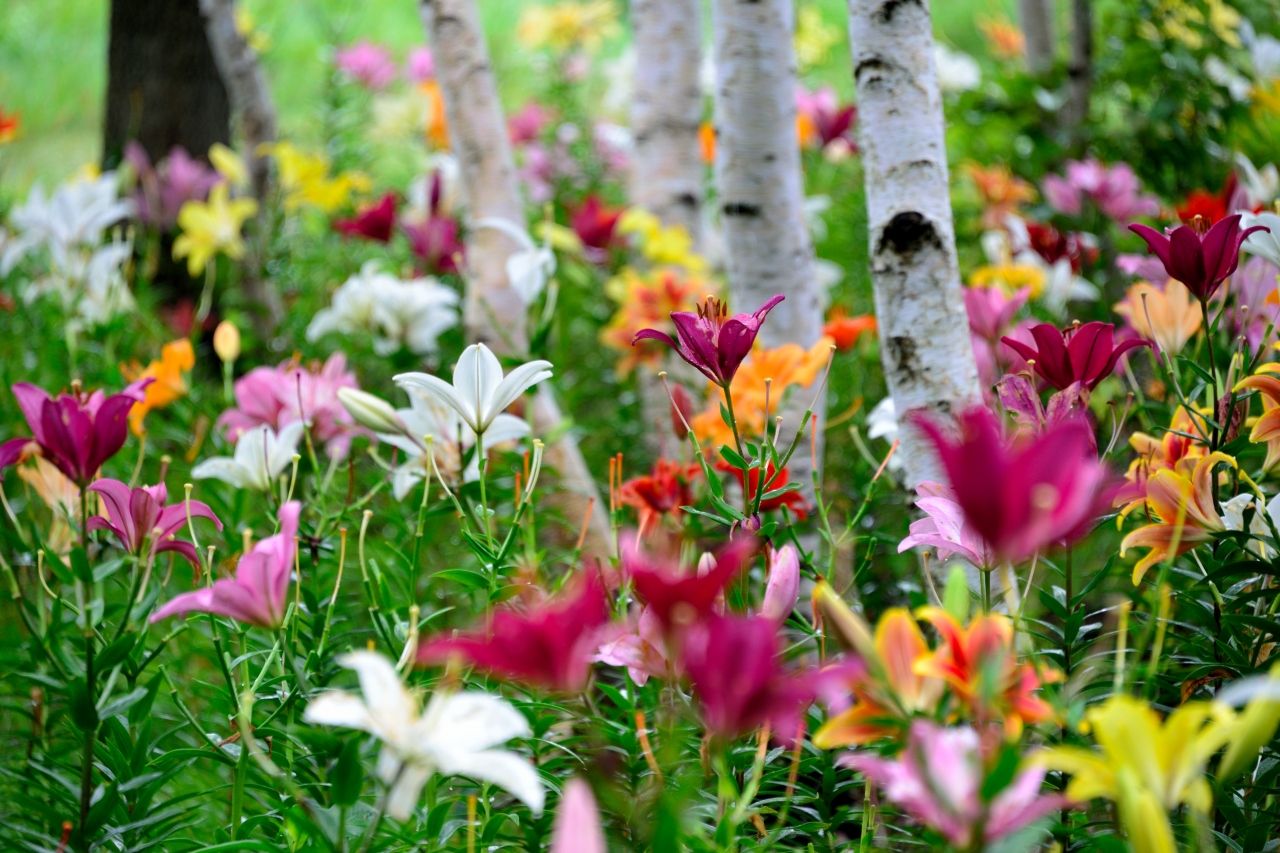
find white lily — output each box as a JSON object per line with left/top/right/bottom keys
{"left": 1221, "top": 492, "right": 1280, "bottom": 559}
{"left": 934, "top": 44, "right": 980, "bottom": 93}
{"left": 1, "top": 171, "right": 135, "bottom": 274}
{"left": 1235, "top": 152, "right": 1279, "bottom": 207}
{"left": 866, "top": 398, "right": 905, "bottom": 472}
{"left": 1240, "top": 211, "right": 1280, "bottom": 270}
{"left": 394, "top": 343, "right": 551, "bottom": 436}
{"left": 308, "top": 262, "right": 459, "bottom": 356}
{"left": 472, "top": 217, "right": 556, "bottom": 303}
{"left": 191, "top": 422, "right": 305, "bottom": 492}
{"left": 303, "top": 651, "right": 544, "bottom": 821}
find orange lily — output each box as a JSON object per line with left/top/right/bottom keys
{"left": 0, "top": 108, "right": 18, "bottom": 145}
{"left": 913, "top": 607, "right": 1057, "bottom": 739}
{"left": 600, "top": 267, "right": 710, "bottom": 375}
{"left": 1235, "top": 369, "right": 1280, "bottom": 471}
{"left": 824, "top": 309, "right": 877, "bottom": 352}
{"left": 963, "top": 162, "right": 1036, "bottom": 229}
{"left": 1113, "top": 280, "right": 1202, "bottom": 357}
{"left": 1120, "top": 452, "right": 1236, "bottom": 584}
{"left": 1116, "top": 406, "right": 1208, "bottom": 516}
{"left": 813, "top": 608, "right": 943, "bottom": 748}
{"left": 122, "top": 339, "right": 196, "bottom": 436}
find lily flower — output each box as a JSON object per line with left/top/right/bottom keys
{"left": 623, "top": 533, "right": 758, "bottom": 630}
{"left": 217, "top": 354, "right": 360, "bottom": 458}
{"left": 1115, "top": 406, "right": 1208, "bottom": 516}
{"left": 191, "top": 422, "right": 306, "bottom": 492}
{"left": 306, "top": 262, "right": 460, "bottom": 357}
{"left": 593, "top": 605, "right": 676, "bottom": 686}
{"left": 1120, "top": 452, "right": 1237, "bottom": 584}
{"left": 303, "top": 650, "right": 544, "bottom": 821}
{"left": 0, "top": 380, "right": 149, "bottom": 487}
{"left": 717, "top": 460, "right": 809, "bottom": 519}
{"left": 760, "top": 545, "right": 801, "bottom": 624}
{"left": 1000, "top": 321, "right": 1151, "bottom": 392}
{"left": 473, "top": 217, "right": 556, "bottom": 303}
{"left": 122, "top": 338, "right": 196, "bottom": 435}
{"left": 619, "top": 458, "right": 701, "bottom": 536}
{"left": 1128, "top": 214, "right": 1268, "bottom": 301}
{"left": 1236, "top": 369, "right": 1280, "bottom": 470}
{"left": 684, "top": 614, "right": 815, "bottom": 743}
{"left": 633, "top": 294, "right": 785, "bottom": 387}
{"left": 1239, "top": 210, "right": 1280, "bottom": 269}
{"left": 600, "top": 267, "right": 710, "bottom": 375}
{"left": 394, "top": 343, "right": 552, "bottom": 436}
{"left": 823, "top": 308, "right": 876, "bottom": 352}
{"left": 965, "top": 285, "right": 1029, "bottom": 342}
{"left": 333, "top": 192, "right": 398, "bottom": 243}
{"left": 172, "top": 183, "right": 258, "bottom": 276}
{"left": 898, "top": 480, "right": 995, "bottom": 570}
{"left": 1043, "top": 158, "right": 1160, "bottom": 222}
{"left": 915, "top": 406, "right": 1112, "bottom": 566}
{"left": 846, "top": 721, "right": 1066, "bottom": 849}
{"left": 550, "top": 777, "right": 606, "bottom": 853}
{"left": 1034, "top": 695, "right": 1237, "bottom": 853}
{"left": 88, "top": 478, "right": 221, "bottom": 568}
{"left": 1113, "top": 280, "right": 1202, "bottom": 356}
{"left": 913, "top": 608, "right": 1057, "bottom": 738}
{"left": 151, "top": 501, "right": 299, "bottom": 629}
{"left": 334, "top": 42, "right": 398, "bottom": 90}
{"left": 569, "top": 195, "right": 624, "bottom": 261}
{"left": 418, "top": 573, "right": 610, "bottom": 693}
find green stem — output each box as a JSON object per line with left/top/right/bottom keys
{"left": 980, "top": 569, "right": 992, "bottom": 613}
{"left": 77, "top": 488, "right": 96, "bottom": 844}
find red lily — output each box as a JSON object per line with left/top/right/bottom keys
{"left": 417, "top": 572, "right": 610, "bottom": 692}
{"left": 570, "top": 195, "right": 624, "bottom": 259}
{"left": 334, "top": 192, "right": 398, "bottom": 243}
{"left": 1000, "top": 321, "right": 1150, "bottom": 392}
{"left": 623, "top": 533, "right": 758, "bottom": 629}
{"left": 1129, "top": 214, "right": 1268, "bottom": 301}
{"left": 634, "top": 294, "right": 785, "bottom": 386}
{"left": 1, "top": 380, "right": 150, "bottom": 487}
{"left": 717, "top": 459, "right": 809, "bottom": 519}
{"left": 619, "top": 458, "right": 701, "bottom": 536}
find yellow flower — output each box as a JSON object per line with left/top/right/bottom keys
{"left": 1207, "top": 0, "right": 1242, "bottom": 46}
{"left": 618, "top": 208, "right": 707, "bottom": 273}
{"left": 1035, "top": 695, "right": 1237, "bottom": 853}
{"left": 268, "top": 142, "right": 370, "bottom": 213}
{"left": 122, "top": 339, "right": 196, "bottom": 436}
{"left": 517, "top": 0, "right": 619, "bottom": 55}
{"left": 1254, "top": 79, "right": 1280, "bottom": 117}
{"left": 209, "top": 143, "right": 248, "bottom": 188}
{"left": 1113, "top": 279, "right": 1202, "bottom": 356}
{"left": 969, "top": 262, "right": 1046, "bottom": 297}
{"left": 172, "top": 184, "right": 258, "bottom": 276}
{"left": 794, "top": 7, "right": 840, "bottom": 70}
{"left": 601, "top": 266, "right": 709, "bottom": 375}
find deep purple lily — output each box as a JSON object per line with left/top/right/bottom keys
{"left": 151, "top": 501, "right": 299, "bottom": 629}
{"left": 1001, "top": 321, "right": 1150, "bottom": 392}
{"left": 88, "top": 479, "right": 222, "bottom": 568}
{"left": 1128, "top": 214, "right": 1269, "bottom": 301}
{"left": 0, "top": 380, "right": 150, "bottom": 486}
{"left": 633, "top": 294, "right": 785, "bottom": 386}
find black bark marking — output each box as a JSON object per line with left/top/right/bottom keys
{"left": 854, "top": 57, "right": 892, "bottom": 84}
{"left": 877, "top": 212, "right": 943, "bottom": 257}
{"left": 875, "top": 0, "right": 923, "bottom": 25}
{"left": 888, "top": 335, "right": 923, "bottom": 383}
{"left": 722, "top": 202, "right": 762, "bottom": 217}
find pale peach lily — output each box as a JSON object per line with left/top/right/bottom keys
{"left": 1113, "top": 279, "right": 1203, "bottom": 356}
{"left": 1235, "top": 368, "right": 1280, "bottom": 471}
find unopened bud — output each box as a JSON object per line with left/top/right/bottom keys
{"left": 213, "top": 320, "right": 241, "bottom": 363}
{"left": 338, "top": 388, "right": 406, "bottom": 435}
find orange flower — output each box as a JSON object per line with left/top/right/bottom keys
{"left": 914, "top": 607, "right": 1057, "bottom": 739}
{"left": 1115, "top": 406, "right": 1208, "bottom": 516}
{"left": 690, "top": 337, "right": 832, "bottom": 447}
{"left": 1113, "top": 279, "right": 1202, "bottom": 356}
{"left": 978, "top": 17, "right": 1026, "bottom": 59}
{"left": 813, "top": 608, "right": 943, "bottom": 748}
{"left": 0, "top": 108, "right": 18, "bottom": 145}
{"left": 963, "top": 162, "right": 1036, "bottom": 229}
{"left": 1236, "top": 369, "right": 1280, "bottom": 471}
{"left": 824, "top": 308, "right": 876, "bottom": 351}
{"left": 619, "top": 458, "right": 701, "bottom": 536}
{"left": 699, "top": 122, "right": 716, "bottom": 165}
{"left": 600, "top": 267, "right": 711, "bottom": 375}
{"left": 1120, "top": 452, "right": 1236, "bottom": 584}
{"left": 420, "top": 79, "right": 449, "bottom": 149}
{"left": 122, "top": 339, "right": 196, "bottom": 436}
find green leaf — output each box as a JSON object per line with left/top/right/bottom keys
{"left": 99, "top": 686, "right": 149, "bottom": 720}
{"left": 331, "top": 739, "right": 363, "bottom": 806}
{"left": 679, "top": 506, "right": 734, "bottom": 526}
{"left": 719, "top": 445, "right": 747, "bottom": 470}
{"left": 432, "top": 569, "right": 489, "bottom": 590}
{"left": 96, "top": 634, "right": 137, "bottom": 672}
{"left": 943, "top": 566, "right": 970, "bottom": 624}
{"left": 68, "top": 676, "right": 98, "bottom": 730}
{"left": 70, "top": 547, "right": 92, "bottom": 584}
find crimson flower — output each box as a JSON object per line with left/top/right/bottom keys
{"left": 634, "top": 294, "right": 784, "bottom": 386}
{"left": 88, "top": 478, "right": 221, "bottom": 568}
{"left": 0, "top": 380, "right": 150, "bottom": 487}
{"left": 1000, "top": 321, "right": 1150, "bottom": 392}
{"left": 570, "top": 195, "right": 624, "bottom": 260}
{"left": 914, "top": 406, "right": 1112, "bottom": 565}
{"left": 623, "top": 533, "right": 758, "bottom": 629}
{"left": 418, "top": 573, "right": 610, "bottom": 693}
{"left": 334, "top": 192, "right": 397, "bottom": 243}
{"left": 716, "top": 459, "right": 809, "bottom": 519}
{"left": 404, "top": 216, "right": 463, "bottom": 275}
{"left": 1129, "top": 214, "right": 1269, "bottom": 301}
{"left": 619, "top": 458, "right": 700, "bottom": 535}
{"left": 684, "top": 614, "right": 815, "bottom": 743}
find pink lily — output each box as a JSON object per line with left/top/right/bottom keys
{"left": 914, "top": 406, "right": 1112, "bottom": 565}
{"left": 0, "top": 380, "right": 150, "bottom": 487}
{"left": 88, "top": 478, "right": 221, "bottom": 568}
{"left": 334, "top": 41, "right": 397, "bottom": 90}
{"left": 843, "top": 721, "right": 1067, "bottom": 849}
{"left": 898, "top": 481, "right": 995, "bottom": 570}
{"left": 633, "top": 294, "right": 785, "bottom": 386}
{"left": 964, "top": 286, "right": 1029, "bottom": 342}
{"left": 1043, "top": 159, "right": 1160, "bottom": 223}
{"left": 593, "top": 606, "right": 676, "bottom": 686}
{"left": 216, "top": 354, "right": 359, "bottom": 458}
{"left": 151, "top": 501, "right": 300, "bottom": 629}
{"left": 761, "top": 545, "right": 801, "bottom": 624}
{"left": 1129, "top": 214, "right": 1269, "bottom": 301}
{"left": 550, "top": 778, "right": 606, "bottom": 853}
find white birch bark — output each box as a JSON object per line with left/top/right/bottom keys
{"left": 712, "top": 0, "right": 824, "bottom": 492}
{"left": 848, "top": 0, "right": 983, "bottom": 488}
{"left": 630, "top": 0, "right": 704, "bottom": 240}
{"left": 1018, "top": 0, "right": 1056, "bottom": 74}
{"left": 198, "top": 0, "right": 283, "bottom": 331}
{"left": 420, "top": 0, "right": 610, "bottom": 556}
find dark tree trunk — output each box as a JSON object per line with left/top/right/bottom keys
{"left": 1066, "top": 0, "right": 1092, "bottom": 136}
{"left": 103, "top": 0, "right": 231, "bottom": 168}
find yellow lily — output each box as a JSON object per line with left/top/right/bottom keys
{"left": 172, "top": 184, "right": 258, "bottom": 276}
{"left": 268, "top": 142, "right": 370, "bottom": 213}
{"left": 618, "top": 208, "right": 707, "bottom": 273}
{"left": 1235, "top": 368, "right": 1280, "bottom": 471}
{"left": 1036, "top": 695, "right": 1237, "bottom": 853}
{"left": 1113, "top": 279, "right": 1202, "bottom": 357}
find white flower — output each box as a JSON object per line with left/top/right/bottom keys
{"left": 191, "top": 422, "right": 305, "bottom": 492}
{"left": 866, "top": 398, "right": 905, "bottom": 472}
{"left": 1, "top": 171, "right": 134, "bottom": 274}
{"left": 307, "top": 262, "right": 459, "bottom": 356}
{"left": 407, "top": 153, "right": 462, "bottom": 219}
{"left": 1241, "top": 19, "right": 1280, "bottom": 81}
{"left": 472, "top": 217, "right": 556, "bottom": 303}
{"left": 394, "top": 343, "right": 552, "bottom": 436}
{"left": 303, "top": 651, "right": 544, "bottom": 821}
{"left": 1204, "top": 55, "right": 1252, "bottom": 102}
{"left": 338, "top": 388, "right": 408, "bottom": 435}
{"left": 934, "top": 45, "right": 980, "bottom": 93}
{"left": 1240, "top": 211, "right": 1280, "bottom": 270}
{"left": 1221, "top": 492, "right": 1280, "bottom": 559}
{"left": 1236, "top": 152, "right": 1280, "bottom": 207}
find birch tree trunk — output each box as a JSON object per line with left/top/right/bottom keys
{"left": 1065, "top": 0, "right": 1092, "bottom": 133}
{"left": 848, "top": 0, "right": 983, "bottom": 489}
{"left": 1018, "top": 0, "right": 1056, "bottom": 74}
{"left": 420, "top": 0, "right": 610, "bottom": 557}
{"left": 711, "top": 0, "right": 825, "bottom": 491}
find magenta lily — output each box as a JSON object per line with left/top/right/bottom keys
{"left": 898, "top": 481, "right": 995, "bottom": 570}
{"left": 633, "top": 294, "right": 785, "bottom": 386}
{"left": 88, "top": 479, "right": 222, "bottom": 568}
{"left": 843, "top": 721, "right": 1067, "bottom": 849}
{"left": 1000, "top": 321, "right": 1150, "bottom": 392}
{"left": 623, "top": 532, "right": 758, "bottom": 629}
{"left": 151, "top": 501, "right": 300, "bottom": 629}
{"left": 914, "top": 406, "right": 1112, "bottom": 565}
{"left": 964, "top": 286, "right": 1029, "bottom": 342}
{"left": 0, "top": 380, "right": 150, "bottom": 486}
{"left": 1129, "top": 214, "right": 1269, "bottom": 301}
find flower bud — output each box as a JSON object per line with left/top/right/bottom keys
{"left": 338, "top": 387, "right": 406, "bottom": 435}
{"left": 213, "top": 320, "right": 241, "bottom": 363}
{"left": 812, "top": 581, "right": 876, "bottom": 660}
{"left": 761, "top": 545, "right": 800, "bottom": 624}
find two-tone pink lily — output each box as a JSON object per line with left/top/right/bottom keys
{"left": 88, "top": 478, "right": 221, "bottom": 568}
{"left": 633, "top": 294, "right": 784, "bottom": 386}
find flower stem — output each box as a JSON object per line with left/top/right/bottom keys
{"left": 77, "top": 487, "right": 96, "bottom": 843}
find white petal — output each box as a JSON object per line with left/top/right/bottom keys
{"left": 233, "top": 425, "right": 272, "bottom": 488}
{"left": 434, "top": 748, "right": 545, "bottom": 816}
{"left": 453, "top": 344, "right": 505, "bottom": 424}
{"left": 385, "top": 761, "right": 433, "bottom": 822}
{"left": 482, "top": 414, "right": 531, "bottom": 446}
{"left": 190, "top": 457, "right": 256, "bottom": 490}
{"left": 337, "top": 650, "right": 418, "bottom": 739}
{"left": 395, "top": 371, "right": 477, "bottom": 431}
{"left": 422, "top": 690, "right": 531, "bottom": 751}
{"left": 303, "top": 691, "right": 375, "bottom": 732}
{"left": 472, "top": 217, "right": 537, "bottom": 252}
{"left": 482, "top": 361, "right": 552, "bottom": 430}
{"left": 269, "top": 422, "right": 307, "bottom": 478}
{"left": 393, "top": 464, "right": 424, "bottom": 501}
